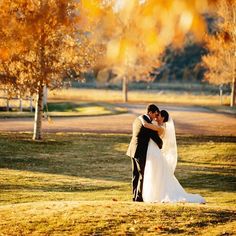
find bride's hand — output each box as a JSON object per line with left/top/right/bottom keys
{"left": 154, "top": 117, "right": 163, "bottom": 126}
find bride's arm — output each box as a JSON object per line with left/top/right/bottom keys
{"left": 144, "top": 122, "right": 164, "bottom": 136}
{"left": 139, "top": 116, "right": 164, "bottom": 135}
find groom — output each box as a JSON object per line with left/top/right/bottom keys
{"left": 126, "top": 104, "right": 163, "bottom": 202}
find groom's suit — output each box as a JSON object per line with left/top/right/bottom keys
{"left": 126, "top": 115, "right": 163, "bottom": 202}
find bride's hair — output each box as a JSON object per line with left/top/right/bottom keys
{"left": 160, "top": 110, "right": 169, "bottom": 122}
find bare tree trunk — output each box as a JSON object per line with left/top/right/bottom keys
{"left": 219, "top": 85, "right": 223, "bottom": 105}
{"left": 33, "top": 84, "right": 44, "bottom": 140}
{"left": 122, "top": 76, "right": 128, "bottom": 103}
{"left": 6, "top": 89, "right": 9, "bottom": 111}
{"left": 230, "top": 77, "right": 236, "bottom": 107}
{"left": 19, "top": 98, "right": 23, "bottom": 112}
{"left": 33, "top": 0, "right": 45, "bottom": 140}
{"left": 43, "top": 85, "right": 47, "bottom": 107}
{"left": 6, "top": 98, "right": 9, "bottom": 112}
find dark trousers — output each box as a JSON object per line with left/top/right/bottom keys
{"left": 131, "top": 157, "right": 145, "bottom": 202}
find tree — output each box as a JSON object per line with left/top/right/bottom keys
{"left": 0, "top": 0, "right": 102, "bottom": 140}
{"left": 94, "top": 0, "right": 216, "bottom": 102}
{"left": 0, "top": 0, "right": 26, "bottom": 91}
{"left": 202, "top": 0, "right": 236, "bottom": 107}
{"left": 151, "top": 41, "right": 208, "bottom": 83}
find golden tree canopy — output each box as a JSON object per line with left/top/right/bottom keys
{"left": 0, "top": 0, "right": 103, "bottom": 95}
{"left": 202, "top": 0, "right": 236, "bottom": 85}
{"left": 80, "top": 0, "right": 222, "bottom": 79}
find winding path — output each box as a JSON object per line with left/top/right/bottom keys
{"left": 0, "top": 104, "right": 235, "bottom": 136}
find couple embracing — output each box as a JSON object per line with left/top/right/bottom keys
{"left": 126, "top": 104, "right": 205, "bottom": 203}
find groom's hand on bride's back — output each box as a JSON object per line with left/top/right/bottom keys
{"left": 149, "top": 129, "right": 163, "bottom": 149}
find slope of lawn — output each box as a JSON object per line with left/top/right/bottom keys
{"left": 0, "top": 133, "right": 235, "bottom": 235}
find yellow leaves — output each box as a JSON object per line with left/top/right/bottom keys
{"left": 179, "top": 11, "right": 194, "bottom": 33}
{"left": 0, "top": 0, "right": 103, "bottom": 96}
{"left": 194, "top": 0, "right": 208, "bottom": 12}
{"left": 139, "top": 15, "right": 156, "bottom": 31}
{"left": 119, "top": 39, "right": 137, "bottom": 65}
{"left": 141, "top": 0, "right": 172, "bottom": 17}
{"left": 203, "top": 0, "right": 235, "bottom": 85}
{"left": 103, "top": 0, "right": 212, "bottom": 77}
{"left": 81, "top": 0, "right": 102, "bottom": 18}
{"left": 106, "top": 39, "right": 120, "bottom": 62}
{"left": 1, "top": 0, "right": 231, "bottom": 89}
{"left": 143, "top": 31, "right": 162, "bottom": 55}
{"left": 106, "top": 38, "right": 137, "bottom": 66}
{"left": 115, "top": 0, "right": 139, "bottom": 25}
{"left": 191, "top": 13, "right": 206, "bottom": 40}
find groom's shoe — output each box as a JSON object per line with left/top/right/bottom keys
{"left": 134, "top": 197, "right": 143, "bottom": 202}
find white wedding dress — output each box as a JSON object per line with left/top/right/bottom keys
{"left": 143, "top": 118, "right": 205, "bottom": 203}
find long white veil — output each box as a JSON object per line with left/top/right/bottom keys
{"left": 161, "top": 117, "right": 178, "bottom": 173}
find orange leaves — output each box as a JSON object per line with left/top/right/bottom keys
{"left": 78, "top": 0, "right": 109, "bottom": 33}
{"left": 202, "top": 0, "right": 236, "bottom": 85}
{"left": 101, "top": 0, "right": 213, "bottom": 79}
{"left": 1, "top": 0, "right": 233, "bottom": 89}
{"left": 0, "top": 48, "right": 10, "bottom": 61}
{"left": 143, "top": 31, "right": 162, "bottom": 55}
{"left": 0, "top": 0, "right": 103, "bottom": 95}
{"left": 189, "top": 13, "right": 206, "bottom": 41}
{"left": 115, "top": 0, "right": 139, "bottom": 25}
{"left": 80, "top": 0, "right": 102, "bottom": 20}
{"left": 1, "top": 1, "right": 211, "bottom": 60}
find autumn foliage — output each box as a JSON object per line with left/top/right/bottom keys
{"left": 0, "top": 0, "right": 234, "bottom": 139}
{"left": 202, "top": 0, "right": 236, "bottom": 106}
{"left": 0, "top": 0, "right": 103, "bottom": 139}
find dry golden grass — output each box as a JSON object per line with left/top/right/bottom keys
{"left": 49, "top": 88, "right": 231, "bottom": 106}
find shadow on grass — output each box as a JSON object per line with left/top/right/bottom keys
{"left": 0, "top": 133, "right": 235, "bottom": 194}
{"left": 177, "top": 162, "right": 236, "bottom": 175}
{"left": 183, "top": 209, "right": 235, "bottom": 233}
{"left": 0, "top": 183, "right": 122, "bottom": 192}
{"left": 177, "top": 135, "right": 236, "bottom": 144}
{"left": 83, "top": 206, "right": 235, "bottom": 236}
{"left": 177, "top": 172, "right": 236, "bottom": 192}
{"left": 47, "top": 102, "right": 79, "bottom": 112}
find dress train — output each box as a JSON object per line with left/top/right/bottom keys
{"left": 143, "top": 139, "right": 205, "bottom": 203}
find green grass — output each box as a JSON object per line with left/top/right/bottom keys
{"left": 46, "top": 102, "right": 127, "bottom": 117}
{"left": 0, "top": 102, "right": 127, "bottom": 118}
{"left": 0, "top": 133, "right": 235, "bottom": 235}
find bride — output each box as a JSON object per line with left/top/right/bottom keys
{"left": 141, "top": 110, "right": 205, "bottom": 203}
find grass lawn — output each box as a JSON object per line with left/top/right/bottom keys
{"left": 0, "top": 102, "right": 127, "bottom": 118}
{"left": 49, "top": 88, "right": 231, "bottom": 106}
{"left": 0, "top": 133, "right": 235, "bottom": 235}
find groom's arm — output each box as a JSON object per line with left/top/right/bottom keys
{"left": 149, "top": 130, "right": 163, "bottom": 149}
{"left": 139, "top": 115, "right": 163, "bottom": 149}
{"left": 140, "top": 115, "right": 151, "bottom": 123}
{"left": 140, "top": 116, "right": 164, "bottom": 136}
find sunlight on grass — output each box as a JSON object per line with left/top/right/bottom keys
{"left": 0, "top": 201, "right": 235, "bottom": 235}
{"left": 0, "top": 132, "right": 235, "bottom": 235}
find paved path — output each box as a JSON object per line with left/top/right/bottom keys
{"left": 0, "top": 104, "right": 235, "bottom": 136}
